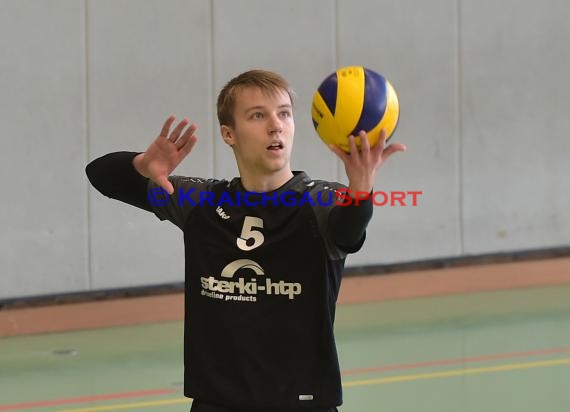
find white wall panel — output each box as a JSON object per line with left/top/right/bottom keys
{"left": 0, "top": 0, "right": 88, "bottom": 299}
{"left": 1, "top": 0, "right": 568, "bottom": 300}
{"left": 461, "top": 0, "right": 570, "bottom": 253}
{"left": 87, "top": 0, "right": 212, "bottom": 290}
{"left": 337, "top": 0, "right": 461, "bottom": 265}
{"left": 212, "top": 0, "right": 338, "bottom": 181}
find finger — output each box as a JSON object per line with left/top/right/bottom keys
{"left": 371, "top": 129, "right": 388, "bottom": 160}
{"left": 156, "top": 176, "right": 174, "bottom": 195}
{"left": 175, "top": 123, "right": 198, "bottom": 149}
{"left": 371, "top": 129, "right": 387, "bottom": 157}
{"left": 160, "top": 115, "right": 176, "bottom": 138}
{"left": 169, "top": 118, "right": 190, "bottom": 143}
{"left": 377, "top": 129, "right": 387, "bottom": 150}
{"left": 359, "top": 130, "right": 371, "bottom": 154}
{"left": 179, "top": 134, "right": 198, "bottom": 158}
{"left": 347, "top": 134, "right": 359, "bottom": 155}
{"left": 381, "top": 143, "right": 407, "bottom": 162}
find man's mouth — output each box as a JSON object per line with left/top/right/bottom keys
{"left": 267, "top": 141, "right": 284, "bottom": 151}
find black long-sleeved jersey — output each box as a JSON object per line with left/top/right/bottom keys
{"left": 86, "top": 152, "right": 373, "bottom": 411}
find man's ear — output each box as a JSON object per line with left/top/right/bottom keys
{"left": 221, "top": 125, "right": 235, "bottom": 147}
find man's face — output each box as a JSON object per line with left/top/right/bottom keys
{"left": 222, "top": 86, "right": 295, "bottom": 177}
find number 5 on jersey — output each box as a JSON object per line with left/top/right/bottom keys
{"left": 237, "top": 216, "right": 264, "bottom": 251}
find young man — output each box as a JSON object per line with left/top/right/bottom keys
{"left": 86, "top": 69, "right": 406, "bottom": 411}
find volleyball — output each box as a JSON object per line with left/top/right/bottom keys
{"left": 311, "top": 66, "right": 400, "bottom": 152}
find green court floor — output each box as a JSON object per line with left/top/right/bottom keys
{"left": 1, "top": 284, "right": 570, "bottom": 411}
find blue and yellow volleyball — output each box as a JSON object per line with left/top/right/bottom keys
{"left": 311, "top": 66, "right": 399, "bottom": 152}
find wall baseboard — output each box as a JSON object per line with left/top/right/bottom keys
{"left": 1, "top": 255, "right": 569, "bottom": 337}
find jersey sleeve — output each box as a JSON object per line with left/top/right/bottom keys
{"left": 86, "top": 151, "right": 220, "bottom": 230}
{"left": 329, "top": 196, "right": 373, "bottom": 253}
{"left": 85, "top": 151, "right": 153, "bottom": 212}
{"left": 308, "top": 182, "right": 373, "bottom": 260}
{"left": 148, "top": 176, "right": 220, "bottom": 230}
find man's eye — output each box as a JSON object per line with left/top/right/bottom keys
{"left": 252, "top": 112, "right": 263, "bottom": 119}
{"left": 280, "top": 111, "right": 292, "bottom": 118}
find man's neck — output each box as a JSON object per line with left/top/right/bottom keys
{"left": 238, "top": 169, "right": 294, "bottom": 193}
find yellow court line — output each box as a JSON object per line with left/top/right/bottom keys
{"left": 58, "top": 398, "right": 191, "bottom": 412}
{"left": 342, "top": 357, "right": 570, "bottom": 387}
{"left": 57, "top": 357, "right": 570, "bottom": 411}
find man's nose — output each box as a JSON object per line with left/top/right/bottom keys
{"left": 268, "top": 114, "right": 283, "bottom": 134}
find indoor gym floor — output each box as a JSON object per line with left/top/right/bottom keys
{"left": 1, "top": 259, "right": 570, "bottom": 411}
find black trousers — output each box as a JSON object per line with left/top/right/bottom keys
{"left": 190, "top": 400, "right": 338, "bottom": 412}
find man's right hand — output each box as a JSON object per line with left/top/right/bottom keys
{"left": 133, "top": 115, "right": 198, "bottom": 194}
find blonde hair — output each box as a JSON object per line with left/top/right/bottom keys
{"left": 217, "top": 69, "right": 295, "bottom": 127}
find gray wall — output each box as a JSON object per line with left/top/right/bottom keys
{"left": 1, "top": 0, "right": 569, "bottom": 300}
